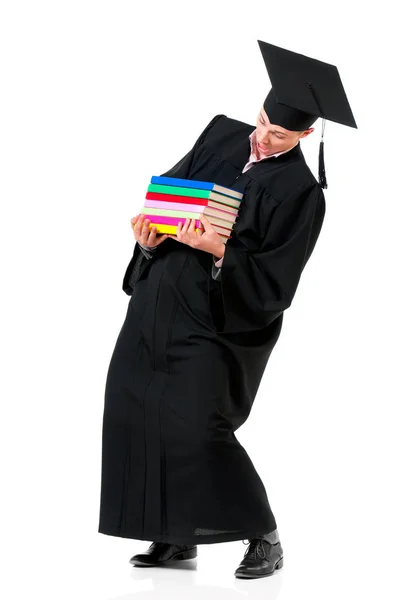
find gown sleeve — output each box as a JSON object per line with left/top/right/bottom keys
{"left": 122, "top": 114, "right": 226, "bottom": 295}
{"left": 208, "top": 181, "right": 326, "bottom": 334}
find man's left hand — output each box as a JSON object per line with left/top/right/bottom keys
{"left": 166, "top": 214, "right": 225, "bottom": 259}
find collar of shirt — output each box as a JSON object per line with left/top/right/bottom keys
{"left": 242, "top": 129, "right": 299, "bottom": 173}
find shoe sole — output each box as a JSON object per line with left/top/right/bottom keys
{"left": 234, "top": 556, "right": 284, "bottom": 578}
{"left": 130, "top": 547, "right": 197, "bottom": 567}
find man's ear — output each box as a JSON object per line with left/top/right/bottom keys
{"left": 299, "top": 127, "right": 314, "bottom": 139}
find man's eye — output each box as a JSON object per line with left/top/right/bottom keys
{"left": 259, "top": 119, "right": 284, "bottom": 138}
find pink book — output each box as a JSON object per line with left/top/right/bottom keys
{"left": 144, "top": 214, "right": 202, "bottom": 228}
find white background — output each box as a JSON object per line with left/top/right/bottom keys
{"left": 1, "top": 1, "right": 392, "bottom": 599}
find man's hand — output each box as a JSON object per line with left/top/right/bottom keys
{"left": 131, "top": 214, "right": 169, "bottom": 248}
{"left": 166, "top": 214, "right": 225, "bottom": 259}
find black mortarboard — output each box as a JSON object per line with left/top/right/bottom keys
{"left": 257, "top": 40, "right": 358, "bottom": 189}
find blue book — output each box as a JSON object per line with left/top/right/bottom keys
{"left": 150, "top": 175, "right": 243, "bottom": 200}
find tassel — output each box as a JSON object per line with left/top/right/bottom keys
{"left": 304, "top": 83, "right": 328, "bottom": 189}
{"left": 318, "top": 139, "right": 328, "bottom": 189}
{"left": 318, "top": 117, "right": 328, "bottom": 189}
{"left": 305, "top": 83, "right": 328, "bottom": 189}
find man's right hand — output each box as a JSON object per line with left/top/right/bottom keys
{"left": 131, "top": 214, "right": 169, "bottom": 248}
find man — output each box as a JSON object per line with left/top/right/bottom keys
{"left": 98, "top": 40, "right": 357, "bottom": 579}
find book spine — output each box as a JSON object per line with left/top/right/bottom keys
{"left": 148, "top": 183, "right": 241, "bottom": 203}
{"left": 150, "top": 223, "right": 230, "bottom": 242}
{"left": 151, "top": 175, "right": 213, "bottom": 190}
{"left": 148, "top": 183, "right": 211, "bottom": 199}
{"left": 141, "top": 207, "right": 203, "bottom": 219}
{"left": 145, "top": 199, "right": 204, "bottom": 213}
{"left": 144, "top": 215, "right": 202, "bottom": 228}
{"left": 146, "top": 191, "right": 209, "bottom": 205}
{"left": 145, "top": 200, "right": 237, "bottom": 222}
{"left": 151, "top": 175, "right": 243, "bottom": 199}
{"left": 149, "top": 223, "right": 201, "bottom": 234}
{"left": 146, "top": 190, "right": 238, "bottom": 209}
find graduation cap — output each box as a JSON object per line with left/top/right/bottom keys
{"left": 257, "top": 40, "right": 358, "bottom": 189}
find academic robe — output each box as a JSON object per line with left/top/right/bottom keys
{"left": 98, "top": 114, "right": 326, "bottom": 545}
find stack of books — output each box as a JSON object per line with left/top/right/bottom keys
{"left": 139, "top": 175, "right": 243, "bottom": 244}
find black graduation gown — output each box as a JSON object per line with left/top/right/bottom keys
{"left": 98, "top": 114, "right": 326, "bottom": 545}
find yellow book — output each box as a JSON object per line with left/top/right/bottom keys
{"left": 150, "top": 223, "right": 230, "bottom": 243}
{"left": 150, "top": 224, "right": 200, "bottom": 234}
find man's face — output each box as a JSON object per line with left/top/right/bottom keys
{"left": 255, "top": 106, "right": 314, "bottom": 158}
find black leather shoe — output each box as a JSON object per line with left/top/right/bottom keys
{"left": 234, "top": 530, "right": 284, "bottom": 579}
{"left": 129, "top": 542, "right": 197, "bottom": 567}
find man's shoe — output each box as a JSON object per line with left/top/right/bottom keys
{"left": 234, "top": 530, "right": 284, "bottom": 579}
{"left": 129, "top": 542, "right": 197, "bottom": 567}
